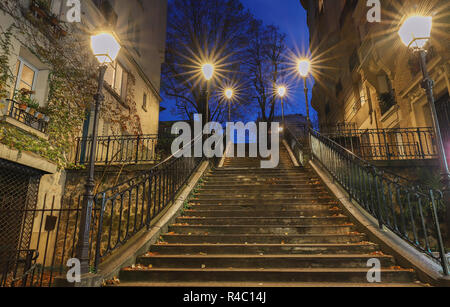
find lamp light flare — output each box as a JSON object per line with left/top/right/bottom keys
{"left": 90, "top": 33, "right": 121, "bottom": 64}
{"left": 398, "top": 16, "right": 432, "bottom": 50}
{"left": 202, "top": 63, "right": 215, "bottom": 81}
{"left": 298, "top": 59, "right": 310, "bottom": 77}
{"left": 277, "top": 86, "right": 287, "bottom": 98}
{"left": 225, "top": 88, "right": 234, "bottom": 99}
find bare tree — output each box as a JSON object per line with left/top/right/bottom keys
{"left": 244, "top": 21, "right": 287, "bottom": 122}
{"left": 162, "top": 0, "right": 252, "bottom": 122}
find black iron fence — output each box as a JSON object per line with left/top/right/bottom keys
{"left": 4, "top": 99, "right": 49, "bottom": 134}
{"left": 323, "top": 128, "right": 437, "bottom": 161}
{"left": 74, "top": 134, "right": 159, "bottom": 165}
{"left": 307, "top": 129, "right": 449, "bottom": 275}
{"left": 90, "top": 155, "right": 202, "bottom": 268}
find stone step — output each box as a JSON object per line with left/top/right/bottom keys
{"left": 161, "top": 234, "right": 367, "bottom": 244}
{"left": 168, "top": 225, "right": 354, "bottom": 235}
{"left": 198, "top": 185, "right": 325, "bottom": 191}
{"left": 175, "top": 216, "right": 349, "bottom": 226}
{"left": 120, "top": 268, "right": 417, "bottom": 284}
{"left": 149, "top": 244, "right": 379, "bottom": 255}
{"left": 189, "top": 197, "right": 334, "bottom": 203}
{"left": 183, "top": 209, "right": 342, "bottom": 217}
{"left": 188, "top": 204, "right": 339, "bottom": 211}
{"left": 192, "top": 192, "right": 331, "bottom": 198}
{"left": 115, "top": 281, "right": 425, "bottom": 287}
{"left": 137, "top": 254, "right": 395, "bottom": 269}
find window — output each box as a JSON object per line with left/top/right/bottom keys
{"left": 142, "top": 92, "right": 147, "bottom": 111}
{"left": 104, "top": 61, "right": 127, "bottom": 98}
{"left": 12, "top": 58, "right": 38, "bottom": 96}
{"left": 377, "top": 73, "right": 391, "bottom": 94}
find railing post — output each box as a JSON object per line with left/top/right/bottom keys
{"left": 105, "top": 136, "right": 111, "bottom": 165}
{"left": 416, "top": 128, "right": 425, "bottom": 159}
{"left": 429, "top": 190, "right": 449, "bottom": 275}
{"left": 135, "top": 135, "right": 141, "bottom": 164}
{"left": 383, "top": 130, "right": 391, "bottom": 160}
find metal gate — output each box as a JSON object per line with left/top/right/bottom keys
{"left": 0, "top": 159, "right": 42, "bottom": 287}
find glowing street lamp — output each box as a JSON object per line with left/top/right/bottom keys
{"left": 200, "top": 63, "right": 215, "bottom": 123}
{"left": 276, "top": 86, "right": 287, "bottom": 125}
{"left": 297, "top": 59, "right": 311, "bottom": 128}
{"left": 202, "top": 63, "right": 215, "bottom": 81}
{"left": 77, "top": 32, "right": 121, "bottom": 274}
{"left": 224, "top": 88, "right": 234, "bottom": 121}
{"left": 399, "top": 15, "right": 450, "bottom": 257}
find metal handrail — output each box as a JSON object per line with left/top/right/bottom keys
{"left": 322, "top": 127, "right": 437, "bottom": 161}
{"left": 89, "top": 133, "right": 208, "bottom": 269}
{"left": 74, "top": 134, "right": 159, "bottom": 165}
{"left": 307, "top": 128, "right": 449, "bottom": 275}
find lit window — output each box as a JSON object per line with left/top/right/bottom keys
{"left": 12, "top": 58, "right": 38, "bottom": 95}
{"left": 104, "top": 61, "right": 127, "bottom": 97}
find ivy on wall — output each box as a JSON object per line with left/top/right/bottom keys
{"left": 0, "top": 1, "right": 143, "bottom": 169}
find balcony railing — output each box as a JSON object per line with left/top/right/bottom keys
{"left": 3, "top": 99, "right": 49, "bottom": 134}
{"left": 323, "top": 128, "right": 438, "bottom": 161}
{"left": 74, "top": 134, "right": 159, "bottom": 165}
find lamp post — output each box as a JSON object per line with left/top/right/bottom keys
{"left": 276, "top": 86, "right": 287, "bottom": 127}
{"left": 76, "top": 33, "right": 120, "bottom": 275}
{"left": 201, "top": 63, "right": 214, "bottom": 124}
{"left": 225, "top": 88, "right": 234, "bottom": 122}
{"left": 298, "top": 59, "right": 311, "bottom": 129}
{"left": 398, "top": 16, "right": 450, "bottom": 236}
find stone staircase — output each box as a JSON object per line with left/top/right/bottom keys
{"left": 117, "top": 144, "right": 422, "bottom": 287}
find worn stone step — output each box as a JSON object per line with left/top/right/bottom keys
{"left": 168, "top": 225, "right": 354, "bottom": 235}
{"left": 192, "top": 193, "right": 331, "bottom": 199}
{"left": 189, "top": 198, "right": 334, "bottom": 204}
{"left": 198, "top": 186, "right": 325, "bottom": 191}
{"left": 161, "top": 234, "right": 367, "bottom": 244}
{"left": 120, "top": 268, "right": 417, "bottom": 283}
{"left": 183, "top": 209, "right": 342, "bottom": 217}
{"left": 175, "top": 216, "right": 349, "bottom": 226}
{"left": 137, "top": 254, "right": 395, "bottom": 269}
{"left": 149, "top": 244, "right": 379, "bottom": 255}
{"left": 115, "top": 281, "right": 425, "bottom": 287}
{"left": 188, "top": 204, "right": 339, "bottom": 211}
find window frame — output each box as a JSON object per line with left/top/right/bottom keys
{"left": 13, "top": 57, "right": 39, "bottom": 94}
{"left": 105, "top": 60, "right": 127, "bottom": 98}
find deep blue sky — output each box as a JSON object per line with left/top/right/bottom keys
{"left": 160, "top": 0, "right": 315, "bottom": 122}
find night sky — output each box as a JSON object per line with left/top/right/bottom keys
{"left": 160, "top": 0, "right": 316, "bottom": 122}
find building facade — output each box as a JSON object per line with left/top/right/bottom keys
{"left": 0, "top": 0, "right": 167, "bottom": 286}
{"left": 300, "top": 0, "right": 449, "bottom": 164}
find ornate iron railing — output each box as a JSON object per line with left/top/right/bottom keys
{"left": 90, "top": 155, "right": 202, "bottom": 268}
{"left": 307, "top": 129, "right": 449, "bottom": 275}
{"left": 4, "top": 99, "right": 49, "bottom": 134}
{"left": 74, "top": 134, "right": 159, "bottom": 165}
{"left": 323, "top": 127, "right": 437, "bottom": 161}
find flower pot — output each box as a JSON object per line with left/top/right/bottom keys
{"left": 19, "top": 104, "right": 27, "bottom": 111}
{"left": 44, "top": 116, "right": 50, "bottom": 123}
{"left": 37, "top": 113, "right": 44, "bottom": 120}
{"left": 28, "top": 108, "right": 36, "bottom": 116}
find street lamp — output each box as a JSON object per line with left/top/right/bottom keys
{"left": 201, "top": 63, "right": 215, "bottom": 123}
{"left": 276, "top": 86, "right": 287, "bottom": 126}
{"left": 398, "top": 15, "right": 450, "bottom": 241}
{"left": 76, "top": 32, "right": 120, "bottom": 275}
{"left": 224, "top": 88, "right": 233, "bottom": 122}
{"left": 298, "top": 59, "right": 311, "bottom": 128}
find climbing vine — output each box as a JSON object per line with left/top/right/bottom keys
{"left": 0, "top": 1, "right": 143, "bottom": 169}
